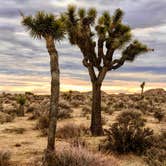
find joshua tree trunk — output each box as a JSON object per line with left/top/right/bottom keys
{"left": 18, "top": 105, "right": 24, "bottom": 116}
{"left": 44, "top": 36, "right": 59, "bottom": 166}
{"left": 141, "top": 88, "right": 144, "bottom": 96}
{"left": 90, "top": 81, "right": 103, "bottom": 136}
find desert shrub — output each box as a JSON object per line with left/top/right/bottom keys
{"left": 103, "top": 110, "right": 154, "bottom": 154}
{"left": 70, "top": 100, "right": 80, "bottom": 107}
{"left": 28, "top": 109, "right": 41, "bottom": 120}
{"left": 53, "top": 145, "right": 118, "bottom": 166}
{"left": 0, "top": 150, "right": 11, "bottom": 166}
{"left": 113, "top": 101, "right": 125, "bottom": 110}
{"left": 36, "top": 114, "right": 49, "bottom": 136}
{"left": 135, "top": 100, "right": 153, "bottom": 114}
{"left": 154, "top": 109, "right": 165, "bottom": 122}
{"left": 144, "top": 131, "right": 166, "bottom": 166}
{"left": 81, "top": 105, "right": 91, "bottom": 116}
{"left": 0, "top": 112, "right": 14, "bottom": 124}
{"left": 56, "top": 123, "right": 89, "bottom": 139}
{"left": 59, "top": 100, "right": 70, "bottom": 109}
{"left": 58, "top": 109, "right": 73, "bottom": 120}
{"left": 26, "top": 106, "right": 35, "bottom": 113}
{"left": 2, "top": 104, "right": 17, "bottom": 115}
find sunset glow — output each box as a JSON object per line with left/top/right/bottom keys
{"left": 0, "top": 0, "right": 166, "bottom": 94}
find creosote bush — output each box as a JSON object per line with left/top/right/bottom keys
{"left": 154, "top": 109, "right": 165, "bottom": 122}
{"left": 0, "top": 150, "right": 11, "bottom": 166}
{"left": 144, "top": 131, "right": 166, "bottom": 166}
{"left": 58, "top": 109, "right": 73, "bottom": 119}
{"left": 56, "top": 123, "right": 89, "bottom": 139}
{"left": 103, "top": 110, "right": 154, "bottom": 154}
{"left": 36, "top": 114, "right": 49, "bottom": 136}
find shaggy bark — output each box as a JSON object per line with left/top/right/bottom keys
{"left": 18, "top": 105, "right": 24, "bottom": 116}
{"left": 90, "top": 81, "right": 103, "bottom": 135}
{"left": 44, "top": 36, "right": 59, "bottom": 166}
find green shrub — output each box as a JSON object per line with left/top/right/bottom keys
{"left": 103, "top": 110, "right": 153, "bottom": 154}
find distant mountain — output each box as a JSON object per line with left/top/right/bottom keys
{"left": 144, "top": 88, "right": 166, "bottom": 95}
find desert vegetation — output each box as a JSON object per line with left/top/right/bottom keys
{"left": 0, "top": 88, "right": 166, "bottom": 165}
{"left": 0, "top": 2, "right": 165, "bottom": 166}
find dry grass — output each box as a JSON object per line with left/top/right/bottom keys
{"left": 54, "top": 145, "right": 119, "bottom": 166}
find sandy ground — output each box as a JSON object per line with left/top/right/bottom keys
{"left": 0, "top": 110, "right": 150, "bottom": 166}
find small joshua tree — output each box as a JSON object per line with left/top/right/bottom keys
{"left": 140, "top": 81, "right": 145, "bottom": 96}
{"left": 65, "top": 6, "right": 153, "bottom": 135}
{"left": 17, "top": 95, "right": 26, "bottom": 116}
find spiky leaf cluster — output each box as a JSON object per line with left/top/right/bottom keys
{"left": 65, "top": 6, "right": 150, "bottom": 73}
{"left": 17, "top": 95, "right": 26, "bottom": 105}
{"left": 21, "top": 11, "right": 65, "bottom": 40}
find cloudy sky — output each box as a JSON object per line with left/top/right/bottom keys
{"left": 0, "top": 0, "right": 166, "bottom": 94}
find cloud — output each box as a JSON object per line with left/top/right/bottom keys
{"left": 0, "top": 0, "right": 165, "bottom": 93}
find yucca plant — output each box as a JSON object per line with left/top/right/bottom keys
{"left": 21, "top": 11, "right": 65, "bottom": 166}
{"left": 65, "top": 6, "right": 153, "bottom": 136}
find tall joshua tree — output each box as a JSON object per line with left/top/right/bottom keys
{"left": 21, "top": 11, "right": 65, "bottom": 165}
{"left": 65, "top": 6, "right": 153, "bottom": 136}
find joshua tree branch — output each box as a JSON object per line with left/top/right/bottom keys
{"left": 97, "top": 37, "right": 104, "bottom": 65}
{"left": 97, "top": 66, "right": 108, "bottom": 84}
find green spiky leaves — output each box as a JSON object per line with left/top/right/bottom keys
{"left": 113, "top": 8, "right": 124, "bottom": 24}
{"left": 78, "top": 8, "right": 86, "bottom": 19}
{"left": 21, "top": 11, "right": 65, "bottom": 40}
{"left": 65, "top": 6, "right": 151, "bottom": 71}
{"left": 122, "top": 40, "right": 148, "bottom": 61}
{"left": 17, "top": 95, "right": 26, "bottom": 106}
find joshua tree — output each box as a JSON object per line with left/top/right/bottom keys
{"left": 140, "top": 81, "right": 145, "bottom": 96}
{"left": 65, "top": 6, "right": 153, "bottom": 136}
{"left": 17, "top": 95, "right": 26, "bottom": 116}
{"left": 21, "top": 11, "right": 65, "bottom": 165}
